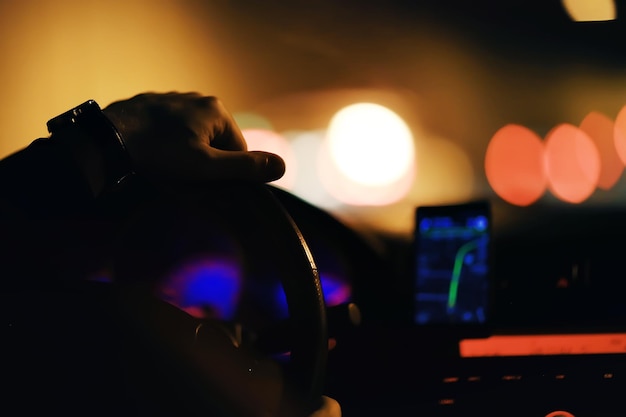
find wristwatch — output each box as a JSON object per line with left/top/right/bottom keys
{"left": 47, "top": 100, "right": 134, "bottom": 193}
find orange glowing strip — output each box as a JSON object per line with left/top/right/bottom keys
{"left": 459, "top": 333, "right": 626, "bottom": 357}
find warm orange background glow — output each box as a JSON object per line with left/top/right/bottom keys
{"left": 2, "top": 1, "right": 625, "bottom": 235}
{"left": 0, "top": 0, "right": 231, "bottom": 159}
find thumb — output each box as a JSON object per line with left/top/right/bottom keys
{"left": 204, "top": 149, "right": 286, "bottom": 183}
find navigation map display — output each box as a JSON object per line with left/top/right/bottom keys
{"left": 413, "top": 201, "right": 491, "bottom": 329}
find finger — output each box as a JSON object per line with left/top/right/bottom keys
{"left": 211, "top": 118, "right": 249, "bottom": 152}
{"left": 204, "top": 97, "right": 249, "bottom": 152}
{"left": 201, "top": 148, "right": 286, "bottom": 183}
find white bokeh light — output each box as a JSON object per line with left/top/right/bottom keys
{"left": 285, "top": 129, "right": 341, "bottom": 209}
{"left": 327, "top": 103, "right": 415, "bottom": 187}
{"left": 319, "top": 137, "right": 416, "bottom": 207}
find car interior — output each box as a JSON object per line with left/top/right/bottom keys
{"left": 3, "top": 1, "right": 626, "bottom": 417}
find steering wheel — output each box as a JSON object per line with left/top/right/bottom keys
{"left": 106, "top": 181, "right": 328, "bottom": 417}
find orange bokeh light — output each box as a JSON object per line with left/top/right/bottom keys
{"left": 579, "top": 111, "right": 623, "bottom": 190}
{"left": 485, "top": 124, "right": 547, "bottom": 206}
{"left": 544, "top": 123, "right": 600, "bottom": 204}
{"left": 614, "top": 105, "right": 626, "bottom": 165}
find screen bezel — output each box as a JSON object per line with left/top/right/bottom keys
{"left": 411, "top": 200, "right": 493, "bottom": 339}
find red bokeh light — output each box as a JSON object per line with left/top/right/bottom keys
{"left": 544, "top": 123, "right": 600, "bottom": 204}
{"left": 485, "top": 124, "right": 547, "bottom": 206}
{"left": 579, "top": 111, "right": 623, "bottom": 190}
{"left": 614, "top": 105, "right": 626, "bottom": 166}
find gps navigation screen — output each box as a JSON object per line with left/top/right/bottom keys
{"left": 413, "top": 201, "right": 491, "bottom": 326}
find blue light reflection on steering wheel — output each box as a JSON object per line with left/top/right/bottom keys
{"left": 158, "top": 255, "right": 352, "bottom": 321}
{"left": 274, "top": 273, "right": 353, "bottom": 319}
{"left": 159, "top": 255, "right": 243, "bottom": 320}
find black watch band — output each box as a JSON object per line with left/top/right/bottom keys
{"left": 47, "top": 100, "right": 134, "bottom": 191}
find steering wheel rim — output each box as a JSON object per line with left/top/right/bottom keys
{"left": 111, "top": 180, "right": 328, "bottom": 417}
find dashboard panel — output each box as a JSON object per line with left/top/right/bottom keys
{"left": 270, "top": 188, "right": 626, "bottom": 417}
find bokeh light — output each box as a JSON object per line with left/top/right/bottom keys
{"left": 485, "top": 124, "right": 547, "bottom": 206}
{"left": 319, "top": 136, "right": 416, "bottom": 206}
{"left": 318, "top": 103, "right": 416, "bottom": 206}
{"left": 286, "top": 129, "right": 341, "bottom": 209}
{"left": 579, "top": 111, "right": 623, "bottom": 190}
{"left": 326, "top": 103, "right": 415, "bottom": 187}
{"left": 562, "top": 0, "right": 617, "bottom": 22}
{"left": 242, "top": 128, "right": 297, "bottom": 189}
{"left": 614, "top": 105, "right": 626, "bottom": 165}
{"left": 544, "top": 123, "right": 601, "bottom": 204}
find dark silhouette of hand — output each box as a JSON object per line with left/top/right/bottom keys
{"left": 103, "top": 92, "right": 285, "bottom": 184}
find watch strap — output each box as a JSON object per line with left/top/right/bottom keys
{"left": 47, "top": 100, "right": 134, "bottom": 194}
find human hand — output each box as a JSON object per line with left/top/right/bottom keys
{"left": 103, "top": 92, "right": 285, "bottom": 184}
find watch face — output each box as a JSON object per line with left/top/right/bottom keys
{"left": 46, "top": 100, "right": 101, "bottom": 134}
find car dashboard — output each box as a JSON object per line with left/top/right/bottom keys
{"left": 274, "top": 189, "right": 626, "bottom": 417}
